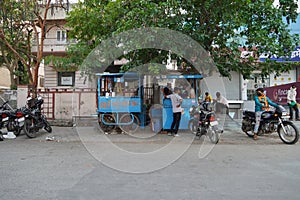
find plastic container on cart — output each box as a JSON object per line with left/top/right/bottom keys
{"left": 151, "top": 118, "right": 162, "bottom": 133}
{"left": 149, "top": 104, "right": 163, "bottom": 132}
{"left": 150, "top": 104, "right": 163, "bottom": 118}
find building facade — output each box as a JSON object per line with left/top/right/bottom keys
{"left": 31, "top": 2, "right": 95, "bottom": 90}
{"left": 28, "top": 2, "right": 97, "bottom": 124}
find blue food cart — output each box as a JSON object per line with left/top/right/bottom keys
{"left": 96, "top": 72, "right": 144, "bottom": 134}
{"left": 156, "top": 74, "right": 203, "bottom": 130}
{"left": 96, "top": 72, "right": 203, "bottom": 133}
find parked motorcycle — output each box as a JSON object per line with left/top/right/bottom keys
{"left": 0, "top": 101, "right": 10, "bottom": 134}
{"left": 188, "top": 103, "right": 221, "bottom": 144}
{"left": 0, "top": 100, "right": 25, "bottom": 136}
{"left": 23, "top": 96, "right": 52, "bottom": 138}
{"left": 242, "top": 105, "right": 299, "bottom": 144}
{"left": 5, "top": 108, "right": 25, "bottom": 136}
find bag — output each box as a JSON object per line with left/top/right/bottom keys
{"left": 288, "top": 101, "right": 297, "bottom": 107}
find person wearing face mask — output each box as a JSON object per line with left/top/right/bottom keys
{"left": 253, "top": 88, "right": 279, "bottom": 140}
{"left": 287, "top": 85, "right": 300, "bottom": 121}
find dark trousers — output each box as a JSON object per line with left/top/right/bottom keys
{"left": 289, "top": 104, "right": 299, "bottom": 119}
{"left": 171, "top": 112, "right": 182, "bottom": 134}
{"left": 215, "top": 103, "right": 229, "bottom": 114}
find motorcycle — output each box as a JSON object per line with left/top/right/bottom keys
{"left": 242, "top": 105, "right": 299, "bottom": 144}
{"left": 23, "top": 96, "right": 52, "bottom": 138}
{"left": 0, "top": 100, "right": 25, "bottom": 136}
{"left": 0, "top": 101, "right": 10, "bottom": 135}
{"left": 188, "top": 103, "right": 221, "bottom": 144}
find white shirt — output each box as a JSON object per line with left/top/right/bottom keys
{"left": 216, "top": 95, "right": 229, "bottom": 108}
{"left": 167, "top": 93, "right": 183, "bottom": 113}
{"left": 287, "top": 87, "right": 297, "bottom": 103}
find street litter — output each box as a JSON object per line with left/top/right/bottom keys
{"left": 45, "top": 136, "right": 58, "bottom": 142}
{"left": 3, "top": 132, "right": 16, "bottom": 139}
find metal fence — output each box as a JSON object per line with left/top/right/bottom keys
{"left": 143, "top": 86, "right": 154, "bottom": 105}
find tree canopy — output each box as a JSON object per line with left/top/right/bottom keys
{"left": 0, "top": 0, "right": 69, "bottom": 91}
{"left": 64, "top": 0, "right": 300, "bottom": 78}
{"left": 0, "top": 0, "right": 34, "bottom": 88}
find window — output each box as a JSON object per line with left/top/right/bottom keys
{"left": 58, "top": 72, "right": 75, "bottom": 86}
{"left": 57, "top": 30, "right": 66, "bottom": 42}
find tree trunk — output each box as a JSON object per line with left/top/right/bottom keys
{"left": 8, "top": 62, "right": 17, "bottom": 89}
{"left": 0, "top": 29, "right": 33, "bottom": 85}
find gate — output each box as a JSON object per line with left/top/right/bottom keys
{"left": 38, "top": 90, "right": 55, "bottom": 120}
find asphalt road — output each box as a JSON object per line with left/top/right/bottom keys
{"left": 1, "top": 120, "right": 300, "bottom": 200}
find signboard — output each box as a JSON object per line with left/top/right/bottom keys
{"left": 264, "top": 82, "right": 300, "bottom": 104}
{"left": 269, "top": 70, "right": 296, "bottom": 86}
{"left": 61, "top": 76, "right": 73, "bottom": 85}
{"left": 260, "top": 46, "right": 300, "bottom": 62}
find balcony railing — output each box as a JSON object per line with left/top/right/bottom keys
{"left": 31, "top": 38, "right": 76, "bottom": 53}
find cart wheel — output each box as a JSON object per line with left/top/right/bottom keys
{"left": 98, "top": 114, "right": 116, "bottom": 133}
{"left": 119, "top": 114, "right": 140, "bottom": 134}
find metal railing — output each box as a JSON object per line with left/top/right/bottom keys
{"left": 0, "top": 90, "right": 17, "bottom": 110}
{"left": 31, "top": 38, "right": 77, "bottom": 48}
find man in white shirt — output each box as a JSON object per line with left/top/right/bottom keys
{"left": 165, "top": 87, "right": 183, "bottom": 136}
{"left": 214, "top": 92, "right": 229, "bottom": 114}
{"left": 287, "top": 85, "right": 300, "bottom": 120}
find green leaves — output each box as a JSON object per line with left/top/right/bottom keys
{"left": 65, "top": 0, "right": 299, "bottom": 78}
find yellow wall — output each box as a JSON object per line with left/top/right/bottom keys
{"left": 0, "top": 68, "right": 11, "bottom": 89}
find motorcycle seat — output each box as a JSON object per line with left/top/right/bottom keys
{"left": 244, "top": 110, "right": 255, "bottom": 118}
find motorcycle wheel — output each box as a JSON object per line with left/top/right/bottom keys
{"left": 278, "top": 121, "right": 299, "bottom": 144}
{"left": 7, "top": 122, "right": 22, "bottom": 136}
{"left": 24, "top": 119, "right": 37, "bottom": 138}
{"left": 188, "top": 120, "right": 198, "bottom": 135}
{"left": 14, "top": 128, "right": 22, "bottom": 136}
{"left": 208, "top": 126, "right": 219, "bottom": 144}
{"left": 242, "top": 119, "right": 254, "bottom": 138}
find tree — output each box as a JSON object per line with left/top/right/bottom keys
{"left": 0, "top": 44, "right": 29, "bottom": 89}
{"left": 0, "top": 0, "right": 31, "bottom": 89}
{"left": 64, "top": 0, "right": 300, "bottom": 78}
{"left": 0, "top": 0, "right": 69, "bottom": 92}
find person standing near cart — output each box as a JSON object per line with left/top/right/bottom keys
{"left": 165, "top": 87, "right": 183, "bottom": 137}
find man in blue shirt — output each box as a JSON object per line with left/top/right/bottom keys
{"left": 253, "top": 88, "right": 279, "bottom": 140}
